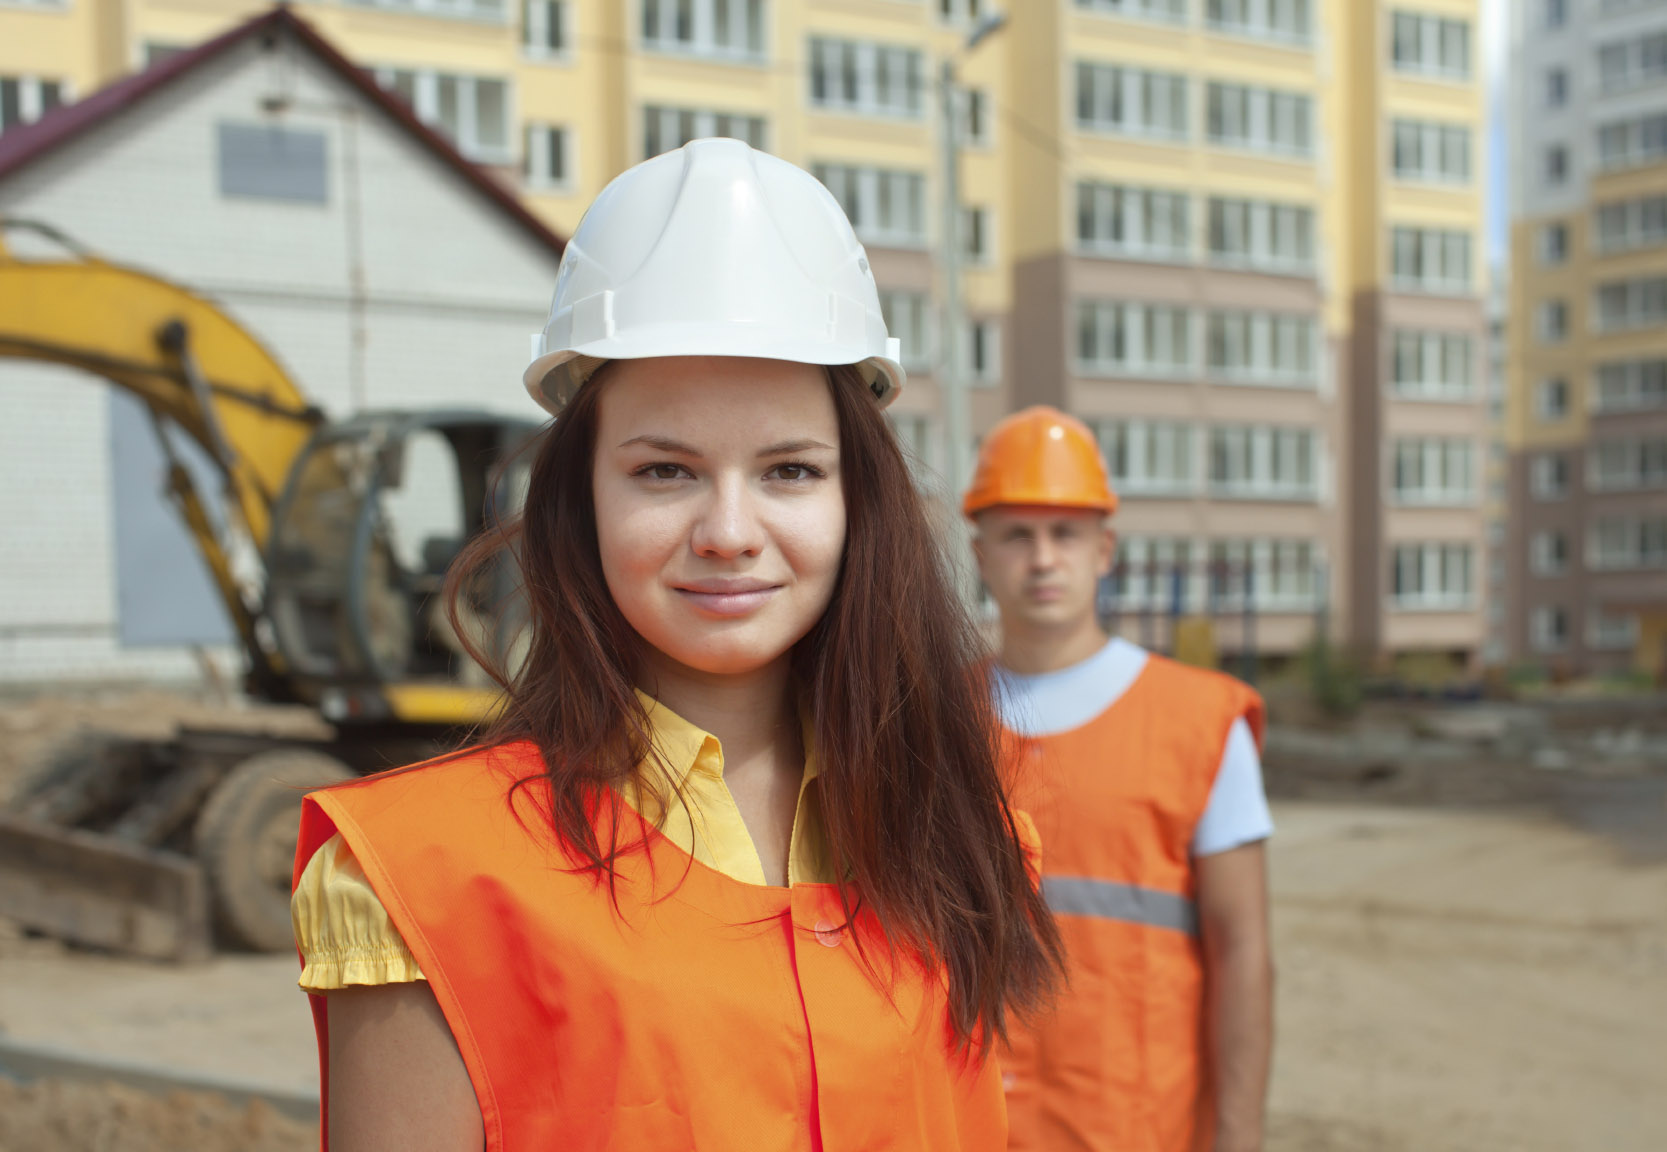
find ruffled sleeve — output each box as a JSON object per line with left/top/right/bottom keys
{"left": 291, "top": 832, "right": 426, "bottom": 992}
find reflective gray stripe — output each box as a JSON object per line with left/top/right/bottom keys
{"left": 1042, "top": 876, "right": 1198, "bottom": 936}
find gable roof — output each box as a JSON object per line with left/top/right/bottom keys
{"left": 0, "top": 4, "right": 566, "bottom": 259}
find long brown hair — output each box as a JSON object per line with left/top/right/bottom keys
{"left": 445, "top": 362, "right": 1061, "bottom": 1047}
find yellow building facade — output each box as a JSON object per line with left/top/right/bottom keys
{"left": 1506, "top": 0, "right": 1667, "bottom": 678}
{"left": 2, "top": 0, "right": 1488, "bottom": 665}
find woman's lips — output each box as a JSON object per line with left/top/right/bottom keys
{"left": 675, "top": 583, "right": 781, "bottom": 617}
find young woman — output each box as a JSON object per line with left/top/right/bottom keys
{"left": 291, "top": 139, "right": 1061, "bottom": 1151}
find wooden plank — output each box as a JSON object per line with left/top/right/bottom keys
{"left": 0, "top": 813, "right": 212, "bottom": 962}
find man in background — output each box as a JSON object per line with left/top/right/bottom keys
{"left": 967, "top": 407, "right": 1275, "bottom": 1152}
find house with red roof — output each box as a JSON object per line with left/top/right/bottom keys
{"left": 0, "top": 7, "right": 565, "bottom": 683}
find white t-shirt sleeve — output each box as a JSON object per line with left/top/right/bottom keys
{"left": 1189, "top": 716, "right": 1273, "bottom": 857}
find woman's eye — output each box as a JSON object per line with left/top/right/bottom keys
{"left": 634, "top": 463, "right": 687, "bottom": 481}
{"left": 770, "top": 462, "right": 823, "bottom": 482}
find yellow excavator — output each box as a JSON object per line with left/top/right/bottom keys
{"left": 0, "top": 218, "right": 537, "bottom": 959}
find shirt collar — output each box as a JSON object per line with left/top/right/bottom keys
{"left": 633, "top": 687, "right": 820, "bottom": 788}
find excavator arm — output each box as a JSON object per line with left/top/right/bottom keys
{"left": 0, "top": 217, "right": 327, "bottom": 683}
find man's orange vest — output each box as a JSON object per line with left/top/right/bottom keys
{"left": 293, "top": 741, "right": 1009, "bottom": 1151}
{"left": 999, "top": 656, "right": 1265, "bottom": 1152}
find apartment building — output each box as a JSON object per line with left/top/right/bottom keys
{"left": 1508, "top": 0, "right": 1667, "bottom": 678}
{"left": 3, "top": 0, "right": 1489, "bottom": 668}
{"left": 1, "top": 0, "right": 1013, "bottom": 480}
{"left": 1006, "top": 0, "right": 1487, "bottom": 664}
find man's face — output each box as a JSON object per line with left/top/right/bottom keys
{"left": 973, "top": 506, "right": 1115, "bottom": 634}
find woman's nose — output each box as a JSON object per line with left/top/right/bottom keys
{"left": 691, "top": 474, "right": 766, "bottom": 558}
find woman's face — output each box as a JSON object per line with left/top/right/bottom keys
{"left": 591, "top": 356, "right": 846, "bottom": 681}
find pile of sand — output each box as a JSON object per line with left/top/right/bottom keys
{"left": 0, "top": 1077, "right": 314, "bottom": 1152}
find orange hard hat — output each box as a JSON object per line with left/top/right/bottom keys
{"left": 963, "top": 406, "right": 1119, "bottom": 518}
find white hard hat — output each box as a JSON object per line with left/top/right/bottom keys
{"left": 523, "top": 138, "right": 905, "bottom": 413}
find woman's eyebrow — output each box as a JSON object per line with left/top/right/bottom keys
{"left": 757, "top": 439, "right": 836, "bottom": 457}
{"left": 617, "top": 434, "right": 700, "bottom": 455}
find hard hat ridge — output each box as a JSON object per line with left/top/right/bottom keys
{"left": 523, "top": 138, "right": 905, "bottom": 413}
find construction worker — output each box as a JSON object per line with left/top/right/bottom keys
{"left": 289, "top": 140, "right": 1061, "bottom": 1149}
{"left": 966, "top": 407, "right": 1275, "bottom": 1152}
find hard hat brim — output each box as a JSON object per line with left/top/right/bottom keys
{"left": 524, "top": 328, "right": 904, "bottom": 414}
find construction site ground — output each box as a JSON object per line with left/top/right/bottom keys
{"left": 2, "top": 687, "right": 1664, "bottom": 1151}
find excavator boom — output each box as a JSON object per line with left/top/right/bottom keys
{"left": 0, "top": 218, "right": 322, "bottom": 553}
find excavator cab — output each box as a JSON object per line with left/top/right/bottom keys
{"left": 266, "top": 411, "right": 538, "bottom": 724}
{"left": 0, "top": 217, "right": 553, "bottom": 957}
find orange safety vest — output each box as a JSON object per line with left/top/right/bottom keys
{"left": 999, "top": 655, "right": 1265, "bottom": 1152}
{"left": 293, "top": 741, "right": 1009, "bottom": 1151}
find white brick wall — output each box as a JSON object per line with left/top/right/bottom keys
{"left": 0, "top": 34, "right": 561, "bottom": 684}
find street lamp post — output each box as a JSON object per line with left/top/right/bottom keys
{"left": 936, "top": 12, "right": 1007, "bottom": 510}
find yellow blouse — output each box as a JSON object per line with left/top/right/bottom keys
{"left": 291, "top": 691, "right": 833, "bottom": 992}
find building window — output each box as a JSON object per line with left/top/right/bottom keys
{"left": 960, "top": 88, "right": 991, "bottom": 146}
{"left": 1206, "top": 538, "right": 1320, "bottom": 610}
{"left": 522, "top": 0, "right": 567, "bottom": 54}
{"left": 1537, "top": 376, "right": 1570, "bottom": 419}
{"left": 1597, "top": 113, "right": 1667, "bottom": 170}
{"left": 1531, "top": 531, "right": 1569, "bottom": 576}
{"left": 1588, "top": 608, "right": 1640, "bottom": 651}
{"left": 1206, "top": 82, "right": 1313, "bottom": 157}
{"left": 1390, "top": 226, "right": 1471, "bottom": 293}
{"left": 1077, "top": 301, "right": 1194, "bottom": 376}
{"left": 0, "top": 75, "right": 64, "bottom": 136}
{"left": 1391, "top": 543, "right": 1474, "bottom": 610}
{"left": 1546, "top": 67, "right": 1568, "bottom": 108}
{"left": 1095, "top": 420, "right": 1197, "bottom": 496}
{"left": 1391, "top": 119, "right": 1471, "bottom": 183}
{"left": 643, "top": 106, "right": 765, "bottom": 158}
{"left": 961, "top": 205, "right": 992, "bottom": 263}
{"left": 642, "top": 0, "right": 765, "bottom": 59}
{"left": 1205, "top": 311, "right": 1318, "bottom": 387}
{"left": 1391, "top": 330, "right": 1474, "bottom": 399}
{"left": 1594, "top": 276, "right": 1667, "bottom": 331}
{"left": 1588, "top": 438, "right": 1667, "bottom": 492}
{"left": 1531, "top": 605, "right": 1568, "bottom": 652}
{"left": 1539, "top": 223, "right": 1570, "bottom": 265}
{"left": 1208, "top": 425, "right": 1318, "bottom": 499}
{"left": 1391, "top": 438, "right": 1476, "bottom": 505}
{"left": 1390, "top": 11, "right": 1470, "bottom": 79}
{"left": 1531, "top": 452, "right": 1570, "bottom": 499}
{"left": 1074, "top": 0, "right": 1189, "bottom": 24}
{"left": 1589, "top": 516, "right": 1667, "bottom": 570}
{"left": 523, "top": 123, "right": 570, "bottom": 188}
{"left": 1597, "top": 31, "right": 1667, "bottom": 94}
{"left": 1207, "top": 197, "right": 1315, "bottom": 272}
{"left": 1077, "top": 183, "right": 1192, "bottom": 260}
{"left": 1546, "top": 0, "right": 1568, "bottom": 28}
{"left": 1594, "top": 194, "right": 1667, "bottom": 254}
{"left": 938, "top": 0, "right": 987, "bottom": 21}
{"left": 965, "top": 319, "right": 1002, "bottom": 384}
{"left": 812, "top": 163, "right": 926, "bottom": 246}
{"left": 346, "top": 0, "right": 506, "bottom": 21}
{"left": 217, "top": 123, "right": 329, "bottom": 204}
{"left": 809, "top": 38, "right": 924, "bottom": 119}
{"left": 1205, "top": 0, "right": 1313, "bottom": 43}
{"left": 376, "top": 69, "right": 512, "bottom": 163}
{"left": 1111, "top": 536, "right": 1199, "bottom": 610}
{"left": 1544, "top": 144, "right": 1569, "bottom": 186}
{"left": 878, "top": 290, "right": 932, "bottom": 371}
{"left": 1537, "top": 300, "right": 1569, "bottom": 343}
{"left": 1593, "top": 359, "right": 1667, "bottom": 412}
{"left": 1075, "top": 62, "right": 1190, "bottom": 140}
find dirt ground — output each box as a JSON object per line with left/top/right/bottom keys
{"left": 2, "top": 689, "right": 1664, "bottom": 1150}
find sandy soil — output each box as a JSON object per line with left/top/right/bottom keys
{"left": 2, "top": 689, "right": 1664, "bottom": 1149}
